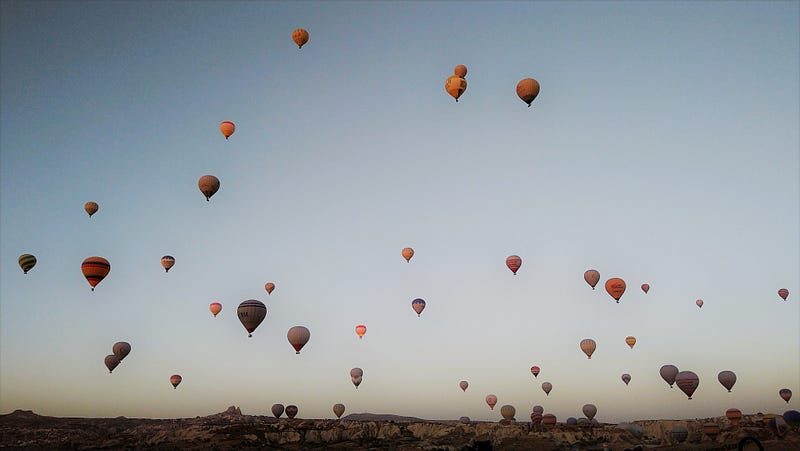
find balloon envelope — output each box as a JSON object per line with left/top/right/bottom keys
{"left": 84, "top": 201, "right": 99, "bottom": 217}
{"left": 696, "top": 299, "right": 704, "bottom": 308}
{"left": 717, "top": 370, "right": 736, "bottom": 392}
{"left": 237, "top": 300, "right": 267, "bottom": 337}
{"left": 780, "top": 388, "right": 792, "bottom": 403}
{"left": 605, "top": 278, "right": 626, "bottom": 302}
{"left": 445, "top": 75, "right": 467, "bottom": 102}
{"left": 265, "top": 282, "right": 275, "bottom": 294}
{"left": 783, "top": 410, "right": 800, "bottom": 427}
{"left": 459, "top": 380, "right": 468, "bottom": 392}
{"left": 271, "top": 404, "right": 284, "bottom": 418}
{"left": 209, "top": 302, "right": 222, "bottom": 317}
{"left": 411, "top": 298, "right": 426, "bottom": 316}
{"left": 82, "top": 256, "right": 110, "bottom": 291}
{"left": 530, "top": 366, "right": 540, "bottom": 378}
{"left": 580, "top": 339, "right": 596, "bottom": 359}
{"left": 285, "top": 405, "right": 298, "bottom": 419}
{"left": 161, "top": 255, "right": 175, "bottom": 272}
{"left": 625, "top": 336, "right": 636, "bottom": 349}
{"left": 198, "top": 175, "right": 220, "bottom": 201}
{"left": 660, "top": 365, "right": 679, "bottom": 387}
{"left": 170, "top": 374, "right": 182, "bottom": 388}
{"left": 622, "top": 373, "right": 631, "bottom": 385}
{"left": 530, "top": 412, "right": 542, "bottom": 424}
{"left": 219, "top": 121, "right": 235, "bottom": 139}
{"left": 292, "top": 28, "right": 309, "bottom": 48}
{"left": 355, "top": 324, "right": 367, "bottom": 339}
{"left": 485, "top": 395, "right": 497, "bottom": 410}
{"left": 778, "top": 288, "right": 789, "bottom": 300}
{"left": 726, "top": 408, "right": 742, "bottom": 426}
{"left": 112, "top": 342, "right": 131, "bottom": 361}
{"left": 104, "top": 355, "right": 120, "bottom": 373}
{"left": 675, "top": 371, "right": 699, "bottom": 399}
{"left": 541, "top": 382, "right": 552, "bottom": 395}
{"left": 542, "top": 414, "right": 556, "bottom": 425}
{"left": 516, "top": 78, "right": 540, "bottom": 107}
{"left": 506, "top": 255, "right": 522, "bottom": 274}
{"left": 671, "top": 425, "right": 688, "bottom": 443}
{"left": 454, "top": 64, "right": 467, "bottom": 78}
{"left": 351, "top": 368, "right": 363, "bottom": 388}
{"left": 333, "top": 403, "right": 345, "bottom": 419}
{"left": 287, "top": 326, "right": 311, "bottom": 353}
{"left": 532, "top": 405, "right": 544, "bottom": 415}
{"left": 582, "top": 404, "right": 597, "bottom": 421}
{"left": 402, "top": 247, "right": 414, "bottom": 262}
{"left": 641, "top": 283, "right": 650, "bottom": 293}
{"left": 18, "top": 254, "right": 36, "bottom": 274}
{"left": 500, "top": 405, "right": 516, "bottom": 420}
{"left": 584, "top": 269, "right": 600, "bottom": 289}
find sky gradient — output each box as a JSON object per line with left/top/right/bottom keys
{"left": 1, "top": 1, "right": 798, "bottom": 423}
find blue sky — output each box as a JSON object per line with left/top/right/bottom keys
{"left": 1, "top": 1, "right": 798, "bottom": 422}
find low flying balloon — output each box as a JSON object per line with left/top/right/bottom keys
{"left": 726, "top": 408, "right": 742, "bottom": 426}
{"left": 454, "top": 64, "right": 467, "bottom": 78}
{"left": 506, "top": 255, "right": 522, "bottom": 275}
{"left": 641, "top": 283, "right": 650, "bottom": 294}
{"left": 333, "top": 403, "right": 345, "bottom": 419}
{"left": 170, "top": 374, "right": 182, "bottom": 389}
{"left": 582, "top": 404, "right": 597, "bottom": 421}
{"left": 112, "top": 342, "right": 131, "bottom": 361}
{"left": 702, "top": 423, "right": 720, "bottom": 439}
{"left": 516, "top": 78, "right": 540, "bottom": 107}
{"left": 566, "top": 417, "right": 577, "bottom": 426}
{"left": 18, "top": 254, "right": 36, "bottom": 274}
{"left": 219, "top": 121, "right": 235, "bottom": 139}
{"left": 696, "top": 299, "right": 704, "bottom": 308}
{"left": 265, "top": 282, "right": 275, "bottom": 294}
{"left": 584, "top": 269, "right": 600, "bottom": 289}
{"left": 350, "top": 368, "right": 363, "bottom": 388}
{"left": 84, "top": 201, "right": 99, "bottom": 217}
{"left": 271, "top": 404, "right": 284, "bottom": 418}
{"left": 402, "top": 247, "right": 414, "bottom": 262}
{"left": 532, "top": 405, "right": 544, "bottom": 415}
{"left": 82, "top": 256, "right": 110, "bottom": 291}
{"left": 459, "top": 380, "right": 468, "bottom": 392}
{"left": 778, "top": 288, "right": 789, "bottom": 301}
{"left": 622, "top": 373, "right": 631, "bottom": 385}
{"left": 675, "top": 371, "right": 699, "bottom": 399}
{"left": 718, "top": 370, "right": 737, "bottom": 392}
{"left": 285, "top": 405, "right": 298, "bottom": 419}
{"left": 542, "top": 414, "right": 557, "bottom": 425}
{"left": 531, "top": 366, "right": 540, "bottom": 378}
{"left": 541, "top": 382, "right": 553, "bottom": 396}
{"left": 625, "top": 336, "right": 636, "bottom": 349}
{"left": 287, "top": 326, "right": 310, "bottom": 354}
{"left": 660, "top": 365, "right": 679, "bottom": 388}
{"left": 237, "top": 300, "right": 267, "bottom": 337}
{"left": 161, "top": 255, "right": 175, "bottom": 273}
{"left": 780, "top": 388, "right": 792, "bottom": 403}
{"left": 784, "top": 410, "right": 800, "bottom": 427}
{"left": 355, "top": 324, "right": 367, "bottom": 339}
{"left": 485, "top": 394, "right": 498, "bottom": 410}
{"left": 580, "top": 339, "right": 596, "bottom": 359}
{"left": 671, "top": 425, "right": 688, "bottom": 443}
{"left": 445, "top": 75, "right": 467, "bottom": 102}
{"left": 530, "top": 412, "right": 542, "bottom": 424}
{"left": 104, "top": 355, "right": 120, "bottom": 373}
{"left": 198, "top": 175, "right": 220, "bottom": 201}
{"left": 209, "top": 302, "right": 222, "bottom": 317}
{"left": 605, "top": 278, "right": 626, "bottom": 302}
{"left": 500, "top": 405, "right": 516, "bottom": 421}
{"left": 411, "top": 298, "right": 426, "bottom": 316}
{"left": 292, "top": 28, "right": 309, "bottom": 48}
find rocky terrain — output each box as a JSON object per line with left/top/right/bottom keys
{"left": 1, "top": 407, "right": 798, "bottom": 450}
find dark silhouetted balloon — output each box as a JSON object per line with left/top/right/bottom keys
{"left": 531, "top": 366, "right": 540, "bottom": 378}
{"left": 198, "top": 175, "right": 220, "bottom": 201}
{"left": 780, "top": 388, "right": 792, "bottom": 403}
{"left": 622, "top": 373, "right": 631, "bottom": 385}
{"left": 718, "top": 370, "right": 736, "bottom": 392}
{"left": 542, "top": 382, "right": 552, "bottom": 396}
{"left": 660, "top": 365, "right": 679, "bottom": 388}
{"left": 778, "top": 288, "right": 789, "bottom": 301}
{"left": 285, "top": 405, "right": 298, "bottom": 419}
{"left": 104, "top": 355, "right": 120, "bottom": 373}
{"left": 170, "top": 374, "right": 182, "bottom": 389}
{"left": 459, "top": 380, "right": 468, "bottom": 392}
{"left": 112, "top": 342, "right": 131, "bottom": 361}
{"left": 237, "top": 300, "right": 266, "bottom": 337}
{"left": 272, "top": 404, "right": 284, "bottom": 418}
{"left": 18, "top": 254, "right": 36, "bottom": 274}
{"left": 333, "top": 403, "right": 345, "bottom": 419}
{"left": 411, "top": 298, "right": 426, "bottom": 316}
{"left": 582, "top": 404, "right": 597, "bottom": 421}
{"left": 84, "top": 201, "right": 99, "bottom": 217}
{"left": 350, "top": 368, "right": 363, "bottom": 388}
{"left": 287, "top": 326, "right": 310, "bottom": 354}
{"left": 82, "top": 256, "right": 110, "bottom": 291}
{"left": 641, "top": 283, "right": 650, "bottom": 293}
{"left": 675, "top": 371, "right": 699, "bottom": 399}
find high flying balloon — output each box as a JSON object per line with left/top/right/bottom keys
{"left": 292, "top": 28, "right": 309, "bottom": 48}
{"left": 485, "top": 394, "right": 497, "bottom": 410}
{"left": 696, "top": 299, "right": 704, "bottom": 308}
{"left": 333, "top": 403, "right": 345, "bottom": 419}
{"left": 454, "top": 64, "right": 467, "bottom": 78}
{"left": 780, "top": 388, "right": 792, "bottom": 403}
{"left": 411, "top": 298, "right": 426, "bottom": 316}
{"left": 516, "top": 78, "right": 540, "bottom": 107}
{"left": 605, "top": 278, "right": 626, "bottom": 302}
{"left": 584, "top": 269, "right": 600, "bottom": 289}
{"left": 459, "top": 380, "right": 468, "bottom": 392}
{"left": 237, "top": 300, "right": 267, "bottom": 337}
{"left": 104, "top": 355, "right": 120, "bottom": 373}
{"left": 18, "top": 254, "right": 36, "bottom": 274}
{"left": 622, "top": 373, "right": 631, "bottom": 385}
{"left": 355, "top": 324, "right": 367, "bottom": 339}
{"left": 198, "top": 175, "right": 220, "bottom": 201}
{"left": 219, "top": 121, "right": 235, "bottom": 140}
{"left": 445, "top": 75, "right": 467, "bottom": 102}
{"left": 402, "top": 247, "right": 414, "bottom": 262}
{"left": 209, "top": 302, "right": 222, "bottom": 317}
{"left": 675, "top": 371, "right": 699, "bottom": 399}
{"left": 580, "top": 339, "right": 596, "bottom": 359}
{"left": 625, "top": 336, "right": 636, "bottom": 349}
{"left": 660, "top": 365, "right": 679, "bottom": 388}
{"left": 161, "top": 255, "right": 175, "bottom": 273}
{"left": 506, "top": 255, "right": 522, "bottom": 275}
{"left": 778, "top": 288, "right": 789, "bottom": 301}
{"left": 641, "top": 283, "right": 650, "bottom": 294}
{"left": 350, "top": 368, "right": 363, "bottom": 388}
{"left": 112, "top": 342, "right": 131, "bottom": 361}
{"left": 717, "top": 370, "right": 736, "bottom": 392}
{"left": 170, "top": 374, "right": 182, "bottom": 389}
{"left": 265, "top": 282, "right": 275, "bottom": 294}
{"left": 530, "top": 366, "right": 540, "bottom": 378}
{"left": 82, "top": 256, "right": 110, "bottom": 291}
{"left": 84, "top": 201, "right": 99, "bottom": 217}
{"left": 287, "top": 326, "right": 310, "bottom": 354}
{"left": 541, "top": 382, "right": 552, "bottom": 396}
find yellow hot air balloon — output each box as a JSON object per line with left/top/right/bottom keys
{"left": 198, "top": 175, "right": 220, "bottom": 201}
{"left": 625, "top": 336, "right": 636, "bottom": 349}
{"left": 516, "top": 78, "right": 540, "bottom": 107}
{"left": 219, "top": 121, "right": 235, "bottom": 140}
{"left": 402, "top": 247, "right": 414, "bottom": 262}
{"left": 84, "top": 201, "right": 99, "bottom": 217}
{"left": 445, "top": 75, "right": 467, "bottom": 102}
{"left": 292, "top": 28, "right": 309, "bottom": 48}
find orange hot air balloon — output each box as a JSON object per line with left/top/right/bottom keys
{"left": 778, "top": 288, "right": 789, "bottom": 301}
{"left": 506, "top": 255, "right": 522, "bottom": 275}
{"left": 355, "top": 324, "right": 367, "bottom": 339}
{"left": 198, "top": 175, "right": 220, "bottom": 201}
{"left": 726, "top": 408, "right": 742, "bottom": 426}
{"left": 580, "top": 338, "right": 596, "bottom": 359}
{"left": 265, "top": 282, "right": 275, "bottom": 294}
{"left": 459, "top": 380, "right": 468, "bottom": 392}
{"left": 210, "top": 302, "right": 222, "bottom": 317}
{"left": 516, "top": 78, "right": 540, "bottom": 107}
{"left": 170, "top": 374, "right": 182, "bottom": 389}
{"left": 219, "top": 121, "right": 235, "bottom": 140}
{"left": 445, "top": 75, "right": 467, "bottom": 102}
{"left": 84, "top": 201, "right": 99, "bottom": 217}
{"left": 454, "top": 64, "right": 467, "bottom": 78}
{"left": 82, "top": 256, "right": 110, "bottom": 291}
{"left": 605, "top": 278, "right": 626, "bottom": 303}
{"left": 161, "top": 255, "right": 175, "bottom": 273}
{"left": 292, "top": 28, "right": 309, "bottom": 48}
{"left": 485, "top": 394, "right": 498, "bottom": 410}
{"left": 402, "top": 247, "right": 414, "bottom": 262}
{"left": 287, "top": 326, "right": 310, "bottom": 354}
{"left": 625, "top": 336, "right": 636, "bottom": 349}
{"left": 584, "top": 269, "right": 600, "bottom": 289}
{"left": 641, "top": 283, "right": 650, "bottom": 294}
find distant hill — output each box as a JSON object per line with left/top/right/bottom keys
{"left": 340, "top": 412, "right": 428, "bottom": 422}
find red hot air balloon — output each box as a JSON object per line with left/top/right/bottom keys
{"left": 459, "top": 380, "right": 468, "bottom": 392}
{"left": 530, "top": 366, "right": 540, "bottom": 378}
{"left": 660, "top": 365, "right": 679, "bottom": 388}
{"left": 675, "top": 371, "right": 699, "bottom": 399}
{"left": 82, "top": 256, "right": 110, "bottom": 291}
{"left": 641, "top": 283, "right": 650, "bottom": 294}
{"left": 506, "top": 255, "right": 522, "bottom": 275}
{"left": 209, "top": 302, "right": 222, "bottom": 317}
{"left": 726, "top": 408, "right": 742, "bottom": 426}
{"left": 355, "top": 324, "right": 367, "bottom": 339}
{"left": 411, "top": 298, "right": 426, "bottom": 316}
{"left": 485, "top": 394, "right": 498, "bottom": 410}
{"left": 780, "top": 388, "right": 792, "bottom": 403}
{"left": 170, "top": 374, "right": 182, "bottom": 389}
{"left": 696, "top": 299, "right": 704, "bottom": 308}
{"left": 718, "top": 370, "right": 737, "bottom": 392}
{"left": 584, "top": 269, "right": 600, "bottom": 289}
{"left": 605, "top": 278, "right": 626, "bottom": 303}
{"left": 104, "top": 355, "right": 120, "bottom": 373}
{"left": 580, "top": 339, "right": 596, "bottom": 359}
{"left": 287, "top": 326, "right": 310, "bottom": 354}
{"left": 161, "top": 255, "right": 175, "bottom": 273}
{"left": 778, "top": 288, "right": 789, "bottom": 301}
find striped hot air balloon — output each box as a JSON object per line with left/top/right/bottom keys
{"left": 580, "top": 339, "right": 597, "bottom": 359}
{"left": 81, "top": 256, "right": 110, "bottom": 291}
{"left": 726, "top": 408, "right": 742, "bottom": 426}
{"left": 355, "top": 324, "right": 367, "bottom": 339}
{"left": 778, "top": 288, "right": 789, "bottom": 301}
{"left": 18, "top": 254, "right": 37, "bottom": 274}
{"left": 161, "top": 255, "right": 175, "bottom": 273}
{"left": 292, "top": 28, "right": 309, "bottom": 48}
{"left": 506, "top": 255, "right": 522, "bottom": 274}
{"left": 237, "top": 300, "right": 267, "bottom": 337}
{"left": 675, "top": 371, "right": 699, "bottom": 399}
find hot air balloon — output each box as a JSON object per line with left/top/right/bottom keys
{"left": 333, "top": 403, "right": 345, "bottom": 419}
{"left": 580, "top": 339, "right": 596, "bottom": 359}
{"left": 625, "top": 336, "right": 636, "bottom": 349}
{"left": 287, "top": 326, "right": 310, "bottom": 354}
{"left": 84, "top": 201, "right": 99, "bottom": 217}
{"left": 161, "top": 255, "right": 175, "bottom": 273}
{"left": 718, "top": 370, "right": 736, "bottom": 392}
{"left": 445, "top": 75, "right": 467, "bottom": 102}
{"left": 18, "top": 254, "right": 36, "bottom": 274}
{"left": 530, "top": 412, "right": 543, "bottom": 424}
{"left": 460, "top": 416, "right": 471, "bottom": 424}
{"left": 641, "top": 283, "right": 650, "bottom": 294}
{"left": 783, "top": 410, "right": 800, "bottom": 427}
{"left": 454, "top": 64, "right": 467, "bottom": 78}
{"left": 531, "top": 366, "right": 540, "bottom": 378}
{"left": 219, "top": 121, "right": 235, "bottom": 140}
{"left": 500, "top": 405, "right": 516, "bottom": 421}
{"left": 660, "top": 365, "right": 679, "bottom": 388}
{"left": 566, "top": 417, "right": 577, "bottom": 426}
{"left": 542, "top": 414, "right": 556, "bottom": 425}
{"left": 605, "top": 278, "right": 626, "bottom": 302}
{"left": 778, "top": 288, "right": 789, "bottom": 301}
{"left": 582, "top": 404, "right": 597, "bottom": 421}
{"left": 622, "top": 373, "right": 631, "bottom": 385}
{"left": 170, "top": 374, "right": 182, "bottom": 389}
{"left": 104, "top": 355, "right": 120, "bottom": 373}
{"left": 271, "top": 404, "right": 284, "bottom": 418}
{"left": 696, "top": 299, "right": 704, "bottom": 308}
{"left": 675, "top": 371, "right": 699, "bottom": 399}
{"left": 112, "top": 342, "right": 131, "bottom": 361}
{"left": 411, "top": 298, "right": 426, "bottom": 316}
{"left": 402, "top": 247, "right": 414, "bottom": 262}
{"left": 485, "top": 394, "right": 498, "bottom": 410}
{"left": 702, "top": 423, "right": 720, "bottom": 439}
{"left": 780, "top": 388, "right": 792, "bottom": 403}
{"left": 210, "top": 302, "right": 222, "bottom": 317}
{"left": 506, "top": 255, "right": 522, "bottom": 275}
{"left": 82, "top": 256, "right": 110, "bottom": 291}
{"left": 265, "top": 282, "right": 275, "bottom": 294}
{"left": 292, "top": 28, "right": 309, "bottom": 48}
{"left": 532, "top": 405, "right": 544, "bottom": 415}
{"left": 584, "top": 269, "right": 600, "bottom": 289}
{"left": 355, "top": 324, "right": 367, "bottom": 339}
{"left": 350, "top": 368, "right": 363, "bottom": 389}
{"left": 542, "top": 382, "right": 553, "bottom": 396}
{"left": 237, "top": 299, "right": 266, "bottom": 337}
{"left": 516, "top": 78, "right": 540, "bottom": 107}
{"left": 285, "top": 405, "right": 298, "bottom": 419}
{"left": 726, "top": 408, "right": 742, "bottom": 426}
{"left": 671, "top": 425, "right": 688, "bottom": 443}
{"left": 198, "top": 175, "right": 220, "bottom": 201}
{"left": 459, "top": 380, "right": 468, "bottom": 392}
